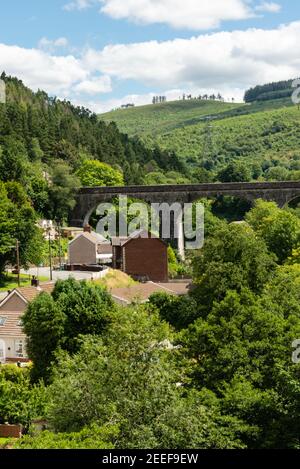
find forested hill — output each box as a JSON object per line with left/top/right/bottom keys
{"left": 99, "top": 79, "right": 300, "bottom": 186}
{"left": 0, "top": 73, "right": 185, "bottom": 189}
{"left": 244, "top": 79, "right": 295, "bottom": 103}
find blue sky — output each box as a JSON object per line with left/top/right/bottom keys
{"left": 1, "top": 0, "right": 300, "bottom": 112}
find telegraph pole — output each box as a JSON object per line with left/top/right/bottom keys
{"left": 48, "top": 231, "right": 53, "bottom": 281}
{"left": 16, "top": 240, "right": 20, "bottom": 287}
{"left": 58, "top": 224, "right": 62, "bottom": 269}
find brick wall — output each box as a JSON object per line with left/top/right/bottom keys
{"left": 123, "top": 238, "right": 168, "bottom": 282}
{"left": 0, "top": 424, "right": 22, "bottom": 438}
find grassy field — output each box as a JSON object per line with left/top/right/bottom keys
{"left": 99, "top": 97, "right": 294, "bottom": 138}
{"left": 0, "top": 273, "right": 49, "bottom": 292}
{"left": 100, "top": 99, "right": 242, "bottom": 137}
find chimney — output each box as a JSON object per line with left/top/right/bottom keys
{"left": 84, "top": 224, "right": 91, "bottom": 233}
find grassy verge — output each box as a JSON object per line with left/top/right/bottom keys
{"left": 0, "top": 437, "right": 16, "bottom": 449}
{"left": 92, "top": 269, "right": 136, "bottom": 290}
{"left": 0, "top": 273, "right": 49, "bottom": 292}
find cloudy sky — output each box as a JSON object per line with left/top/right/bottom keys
{"left": 1, "top": 0, "right": 300, "bottom": 112}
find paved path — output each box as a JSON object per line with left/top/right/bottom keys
{"left": 0, "top": 269, "right": 108, "bottom": 300}
{"left": 21, "top": 267, "right": 99, "bottom": 282}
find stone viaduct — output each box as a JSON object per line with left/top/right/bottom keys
{"left": 70, "top": 181, "right": 300, "bottom": 227}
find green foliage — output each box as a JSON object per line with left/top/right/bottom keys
{"left": 0, "top": 74, "right": 186, "bottom": 198}
{"left": 110, "top": 93, "right": 300, "bottom": 182}
{"left": 0, "top": 181, "right": 45, "bottom": 273}
{"left": 100, "top": 99, "right": 240, "bottom": 137}
{"left": 246, "top": 200, "right": 300, "bottom": 263}
{"left": 263, "top": 264, "right": 300, "bottom": 317}
{"left": 76, "top": 159, "right": 124, "bottom": 187}
{"left": 0, "top": 366, "right": 47, "bottom": 429}
{"left": 52, "top": 278, "right": 115, "bottom": 351}
{"left": 182, "top": 287, "right": 300, "bottom": 448}
{"left": 149, "top": 292, "right": 198, "bottom": 330}
{"left": 191, "top": 222, "right": 277, "bottom": 315}
{"left": 218, "top": 161, "right": 252, "bottom": 183}
{"left": 45, "top": 308, "right": 248, "bottom": 449}
{"left": 22, "top": 293, "right": 66, "bottom": 383}
{"left": 244, "top": 79, "right": 293, "bottom": 103}
{"left": 167, "top": 246, "right": 178, "bottom": 277}
{"left": 211, "top": 196, "right": 252, "bottom": 222}
{"left": 23, "top": 279, "right": 116, "bottom": 382}
{"left": 15, "top": 423, "right": 118, "bottom": 449}
{"left": 47, "top": 160, "right": 80, "bottom": 223}
{"left": 143, "top": 170, "right": 190, "bottom": 185}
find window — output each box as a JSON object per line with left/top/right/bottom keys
{"left": 15, "top": 340, "right": 24, "bottom": 358}
{"left": 0, "top": 317, "right": 7, "bottom": 326}
{"left": 0, "top": 340, "right": 5, "bottom": 360}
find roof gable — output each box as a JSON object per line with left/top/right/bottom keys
{"left": 69, "top": 231, "right": 109, "bottom": 247}
{"left": 0, "top": 283, "right": 54, "bottom": 311}
{"left": 112, "top": 230, "right": 166, "bottom": 248}
{"left": 0, "top": 289, "right": 28, "bottom": 310}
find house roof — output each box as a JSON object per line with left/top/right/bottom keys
{"left": 0, "top": 312, "right": 26, "bottom": 338}
{"left": 158, "top": 282, "right": 191, "bottom": 295}
{"left": 69, "top": 231, "right": 110, "bottom": 247}
{"left": 112, "top": 229, "right": 165, "bottom": 247}
{"left": 16, "top": 283, "right": 55, "bottom": 303}
{"left": 110, "top": 281, "right": 190, "bottom": 305}
{"left": 0, "top": 282, "right": 55, "bottom": 339}
{"left": 0, "top": 282, "right": 55, "bottom": 309}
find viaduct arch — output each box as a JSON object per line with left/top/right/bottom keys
{"left": 70, "top": 181, "right": 300, "bottom": 227}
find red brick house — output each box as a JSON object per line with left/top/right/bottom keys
{"left": 112, "top": 230, "right": 168, "bottom": 282}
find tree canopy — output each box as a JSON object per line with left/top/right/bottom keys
{"left": 76, "top": 159, "right": 124, "bottom": 187}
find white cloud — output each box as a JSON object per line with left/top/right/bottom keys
{"left": 38, "top": 37, "right": 69, "bottom": 52}
{"left": 2, "top": 20, "right": 300, "bottom": 113}
{"left": 82, "top": 21, "right": 300, "bottom": 93}
{"left": 100, "top": 0, "right": 254, "bottom": 30}
{"left": 255, "top": 2, "right": 281, "bottom": 13}
{"left": 0, "top": 43, "right": 86, "bottom": 95}
{"left": 74, "top": 75, "right": 112, "bottom": 94}
{"left": 0, "top": 43, "right": 109, "bottom": 99}
{"left": 64, "top": 0, "right": 96, "bottom": 11}
{"left": 64, "top": 0, "right": 282, "bottom": 30}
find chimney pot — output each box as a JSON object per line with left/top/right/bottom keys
{"left": 84, "top": 224, "right": 91, "bottom": 233}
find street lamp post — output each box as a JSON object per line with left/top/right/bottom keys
{"left": 48, "top": 229, "right": 53, "bottom": 281}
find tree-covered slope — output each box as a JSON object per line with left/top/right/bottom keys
{"left": 147, "top": 104, "right": 300, "bottom": 176}
{"left": 0, "top": 73, "right": 186, "bottom": 191}
{"left": 244, "top": 79, "right": 294, "bottom": 103}
{"left": 100, "top": 83, "right": 299, "bottom": 183}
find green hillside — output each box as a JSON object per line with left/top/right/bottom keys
{"left": 100, "top": 96, "right": 293, "bottom": 138}
{"left": 0, "top": 73, "right": 187, "bottom": 195}
{"left": 151, "top": 103, "right": 300, "bottom": 165}
{"left": 100, "top": 95, "right": 299, "bottom": 184}
{"left": 100, "top": 99, "right": 242, "bottom": 137}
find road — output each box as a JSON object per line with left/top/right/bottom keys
{"left": 20, "top": 267, "right": 99, "bottom": 282}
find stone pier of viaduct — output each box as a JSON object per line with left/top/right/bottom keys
{"left": 70, "top": 181, "right": 300, "bottom": 227}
